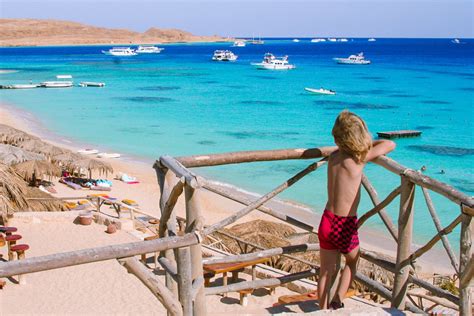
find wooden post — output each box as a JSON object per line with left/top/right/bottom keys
{"left": 184, "top": 185, "right": 207, "bottom": 316}
{"left": 459, "top": 206, "right": 473, "bottom": 316}
{"left": 391, "top": 176, "right": 415, "bottom": 310}
{"left": 176, "top": 247, "right": 193, "bottom": 316}
{"left": 156, "top": 166, "right": 180, "bottom": 305}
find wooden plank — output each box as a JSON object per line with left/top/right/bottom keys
{"left": 459, "top": 212, "right": 473, "bottom": 316}
{"left": 0, "top": 233, "right": 199, "bottom": 278}
{"left": 377, "top": 130, "right": 422, "bottom": 139}
{"left": 392, "top": 176, "right": 415, "bottom": 310}
{"left": 176, "top": 147, "right": 337, "bottom": 168}
{"left": 176, "top": 247, "right": 192, "bottom": 316}
{"left": 203, "top": 258, "right": 270, "bottom": 274}
{"left": 203, "top": 158, "right": 327, "bottom": 236}
{"left": 160, "top": 156, "right": 200, "bottom": 188}
{"left": 120, "top": 258, "right": 182, "bottom": 316}
{"left": 277, "top": 289, "right": 356, "bottom": 305}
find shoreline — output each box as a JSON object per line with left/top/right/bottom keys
{"left": 0, "top": 102, "right": 456, "bottom": 275}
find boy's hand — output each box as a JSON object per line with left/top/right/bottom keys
{"left": 365, "top": 140, "right": 396, "bottom": 162}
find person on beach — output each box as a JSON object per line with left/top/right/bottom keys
{"left": 317, "top": 110, "right": 396, "bottom": 310}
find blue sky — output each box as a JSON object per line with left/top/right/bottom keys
{"left": 1, "top": 0, "right": 473, "bottom": 38}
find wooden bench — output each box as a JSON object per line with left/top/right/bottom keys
{"left": 277, "top": 288, "right": 357, "bottom": 306}
{"left": 203, "top": 257, "right": 271, "bottom": 302}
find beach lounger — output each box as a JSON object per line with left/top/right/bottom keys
{"left": 122, "top": 199, "right": 138, "bottom": 206}
{"left": 59, "top": 178, "right": 83, "bottom": 190}
{"left": 90, "top": 185, "right": 111, "bottom": 191}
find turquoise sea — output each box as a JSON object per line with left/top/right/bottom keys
{"left": 1, "top": 39, "right": 473, "bottom": 246}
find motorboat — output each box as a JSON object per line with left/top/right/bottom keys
{"left": 451, "top": 38, "right": 461, "bottom": 44}
{"left": 328, "top": 38, "right": 337, "bottom": 42}
{"left": 212, "top": 50, "right": 238, "bottom": 61}
{"left": 368, "top": 38, "right": 376, "bottom": 42}
{"left": 77, "top": 149, "right": 99, "bottom": 155}
{"left": 56, "top": 75, "right": 72, "bottom": 79}
{"left": 233, "top": 40, "right": 246, "bottom": 47}
{"left": 79, "top": 82, "right": 106, "bottom": 87}
{"left": 0, "top": 84, "right": 38, "bottom": 89}
{"left": 136, "top": 45, "right": 164, "bottom": 53}
{"left": 102, "top": 47, "right": 137, "bottom": 56}
{"left": 311, "top": 38, "right": 326, "bottom": 43}
{"left": 97, "top": 152, "right": 121, "bottom": 158}
{"left": 338, "top": 38, "right": 349, "bottom": 42}
{"left": 333, "top": 52, "right": 371, "bottom": 65}
{"left": 250, "top": 37, "right": 264, "bottom": 45}
{"left": 40, "top": 81, "right": 73, "bottom": 88}
{"left": 292, "top": 39, "right": 300, "bottom": 42}
{"left": 251, "top": 53, "right": 295, "bottom": 70}
{"left": 304, "top": 87, "right": 336, "bottom": 95}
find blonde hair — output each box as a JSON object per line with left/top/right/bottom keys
{"left": 332, "top": 110, "right": 372, "bottom": 163}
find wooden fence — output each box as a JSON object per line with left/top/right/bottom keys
{"left": 1, "top": 146, "right": 472, "bottom": 315}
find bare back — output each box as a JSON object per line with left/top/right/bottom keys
{"left": 325, "top": 150, "right": 364, "bottom": 217}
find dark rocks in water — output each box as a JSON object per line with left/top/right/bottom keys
{"left": 389, "top": 93, "right": 418, "bottom": 98}
{"left": 202, "top": 80, "right": 218, "bottom": 84}
{"left": 220, "top": 130, "right": 298, "bottom": 140}
{"left": 270, "top": 163, "right": 307, "bottom": 174}
{"left": 114, "top": 96, "right": 176, "bottom": 103}
{"left": 459, "top": 87, "right": 474, "bottom": 92}
{"left": 450, "top": 178, "right": 474, "bottom": 193}
{"left": 138, "top": 86, "right": 181, "bottom": 91}
{"left": 319, "top": 100, "right": 397, "bottom": 110}
{"left": 408, "top": 145, "right": 474, "bottom": 156}
{"left": 8, "top": 67, "right": 53, "bottom": 72}
{"left": 415, "top": 126, "right": 435, "bottom": 130}
{"left": 359, "top": 76, "right": 385, "bottom": 80}
{"left": 420, "top": 100, "right": 451, "bottom": 105}
{"left": 197, "top": 140, "right": 216, "bottom": 145}
{"left": 240, "top": 100, "right": 283, "bottom": 105}
{"left": 226, "top": 85, "right": 247, "bottom": 89}
{"left": 248, "top": 75, "right": 278, "bottom": 80}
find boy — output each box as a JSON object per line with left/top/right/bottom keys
{"left": 318, "top": 111, "right": 396, "bottom": 309}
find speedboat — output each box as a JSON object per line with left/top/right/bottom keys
{"left": 311, "top": 38, "right": 326, "bottom": 43}
{"left": 292, "top": 39, "right": 300, "bottom": 42}
{"left": 136, "top": 45, "right": 164, "bottom": 53}
{"left": 368, "top": 38, "right": 376, "bottom": 42}
{"left": 78, "top": 149, "right": 99, "bottom": 155}
{"left": 40, "top": 81, "right": 73, "bottom": 88}
{"left": 451, "top": 38, "right": 461, "bottom": 44}
{"left": 333, "top": 52, "right": 371, "bottom": 65}
{"left": 305, "top": 87, "right": 336, "bottom": 95}
{"left": 233, "top": 40, "right": 246, "bottom": 47}
{"left": 97, "top": 152, "right": 121, "bottom": 158}
{"left": 338, "top": 38, "right": 349, "bottom": 42}
{"left": 212, "top": 50, "right": 238, "bottom": 61}
{"left": 328, "top": 38, "right": 337, "bottom": 42}
{"left": 102, "top": 47, "right": 137, "bottom": 56}
{"left": 251, "top": 53, "right": 295, "bottom": 70}
{"left": 79, "top": 82, "right": 105, "bottom": 87}
{"left": 0, "top": 84, "right": 38, "bottom": 89}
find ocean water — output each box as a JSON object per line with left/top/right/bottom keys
{"left": 0, "top": 39, "right": 473, "bottom": 246}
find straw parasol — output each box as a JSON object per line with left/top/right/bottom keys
{"left": 13, "top": 160, "right": 62, "bottom": 183}
{"left": 74, "top": 158, "right": 113, "bottom": 178}
{"left": 18, "top": 139, "right": 69, "bottom": 158}
{"left": 52, "top": 152, "right": 84, "bottom": 169}
{"left": 0, "top": 162, "right": 29, "bottom": 222}
{"left": 23, "top": 187, "right": 69, "bottom": 212}
{"left": 229, "top": 220, "right": 297, "bottom": 239}
{"left": 0, "top": 124, "right": 40, "bottom": 145}
{"left": 0, "top": 144, "right": 45, "bottom": 165}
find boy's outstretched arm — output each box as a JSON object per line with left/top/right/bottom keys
{"left": 365, "top": 140, "right": 396, "bottom": 162}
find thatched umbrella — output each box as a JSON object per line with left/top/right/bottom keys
{"left": 0, "top": 144, "right": 45, "bottom": 165}
{"left": 74, "top": 158, "right": 113, "bottom": 178}
{"left": 0, "top": 124, "right": 39, "bottom": 145}
{"left": 18, "top": 139, "right": 69, "bottom": 158}
{"left": 13, "top": 160, "right": 62, "bottom": 184}
{"left": 24, "top": 187, "right": 69, "bottom": 212}
{"left": 229, "top": 220, "right": 297, "bottom": 239}
{"left": 0, "top": 162, "right": 29, "bottom": 222}
{"left": 52, "top": 152, "right": 84, "bottom": 170}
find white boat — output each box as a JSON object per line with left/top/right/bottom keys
{"left": 304, "top": 87, "right": 336, "bottom": 95}
{"left": 251, "top": 53, "right": 295, "bottom": 70}
{"left": 328, "top": 38, "right": 337, "bottom": 42}
{"left": 368, "top": 38, "right": 376, "bottom": 42}
{"left": 333, "top": 52, "right": 371, "bottom": 65}
{"left": 0, "top": 84, "right": 38, "bottom": 89}
{"left": 40, "top": 81, "right": 74, "bottom": 88}
{"left": 102, "top": 47, "right": 137, "bottom": 56}
{"left": 233, "top": 40, "right": 246, "bottom": 47}
{"left": 311, "top": 38, "right": 326, "bottom": 43}
{"left": 452, "top": 38, "right": 461, "bottom": 44}
{"left": 338, "top": 38, "right": 349, "bottom": 42}
{"left": 56, "top": 75, "right": 72, "bottom": 79}
{"left": 292, "top": 39, "right": 300, "bottom": 42}
{"left": 250, "top": 38, "right": 264, "bottom": 45}
{"left": 79, "top": 82, "right": 106, "bottom": 87}
{"left": 97, "top": 152, "right": 121, "bottom": 159}
{"left": 212, "top": 50, "right": 238, "bottom": 61}
{"left": 78, "top": 149, "right": 99, "bottom": 155}
{"left": 136, "top": 45, "right": 164, "bottom": 54}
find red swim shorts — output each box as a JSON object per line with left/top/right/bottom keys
{"left": 318, "top": 209, "right": 359, "bottom": 254}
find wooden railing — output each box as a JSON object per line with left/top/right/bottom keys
{"left": 1, "top": 146, "right": 472, "bottom": 316}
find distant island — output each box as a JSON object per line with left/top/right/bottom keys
{"left": 0, "top": 19, "right": 229, "bottom": 47}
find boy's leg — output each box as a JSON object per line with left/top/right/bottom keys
{"left": 334, "top": 246, "right": 360, "bottom": 304}
{"left": 318, "top": 248, "right": 340, "bottom": 309}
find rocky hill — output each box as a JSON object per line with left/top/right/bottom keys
{"left": 0, "top": 19, "right": 227, "bottom": 46}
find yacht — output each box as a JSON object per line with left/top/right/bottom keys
{"left": 212, "top": 50, "right": 238, "bottom": 61}
{"left": 328, "top": 38, "right": 337, "bottom": 42}
{"left": 311, "top": 38, "right": 326, "bottom": 43}
{"left": 292, "top": 39, "right": 300, "bottom": 42}
{"left": 333, "top": 52, "right": 371, "bottom": 65}
{"left": 368, "top": 38, "right": 376, "bottom": 42}
{"left": 102, "top": 47, "right": 137, "bottom": 56}
{"left": 136, "top": 45, "right": 164, "bottom": 54}
{"left": 233, "top": 40, "right": 246, "bottom": 47}
{"left": 251, "top": 53, "right": 295, "bottom": 70}
{"left": 338, "top": 38, "right": 349, "bottom": 42}
{"left": 250, "top": 37, "right": 264, "bottom": 45}
{"left": 40, "top": 81, "right": 74, "bottom": 88}
{"left": 304, "top": 87, "right": 336, "bottom": 95}
{"left": 452, "top": 38, "right": 461, "bottom": 44}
